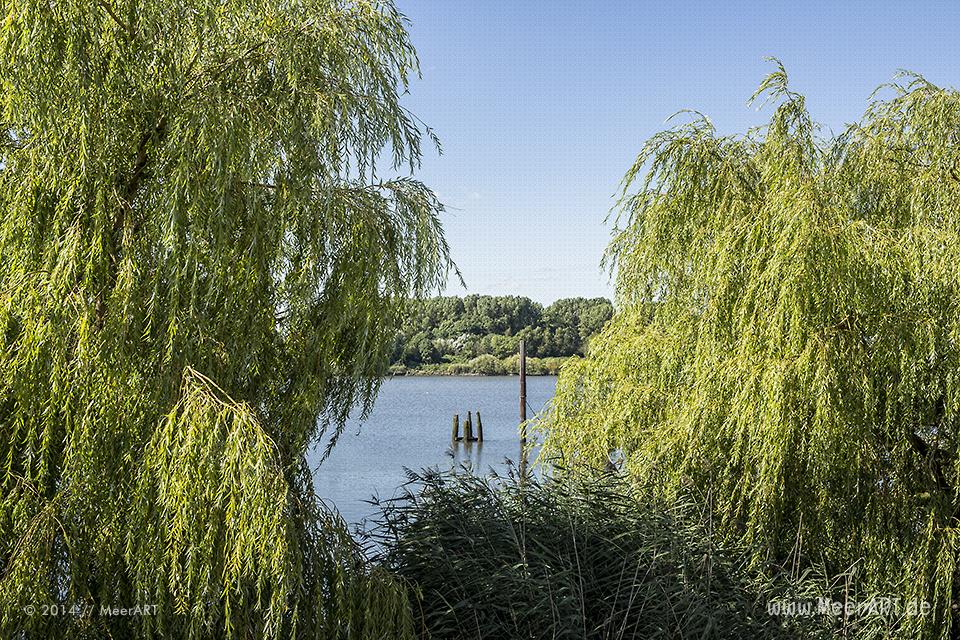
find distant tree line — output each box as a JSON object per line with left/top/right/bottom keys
{"left": 390, "top": 295, "right": 613, "bottom": 373}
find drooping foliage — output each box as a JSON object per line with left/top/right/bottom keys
{"left": 0, "top": 1, "right": 450, "bottom": 637}
{"left": 544, "top": 62, "right": 960, "bottom": 639}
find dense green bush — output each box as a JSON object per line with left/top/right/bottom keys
{"left": 466, "top": 354, "right": 507, "bottom": 375}
{"left": 372, "top": 469, "right": 832, "bottom": 640}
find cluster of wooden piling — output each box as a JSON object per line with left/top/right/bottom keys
{"left": 448, "top": 340, "right": 528, "bottom": 473}
{"left": 452, "top": 411, "right": 483, "bottom": 442}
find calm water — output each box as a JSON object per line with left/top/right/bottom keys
{"left": 309, "top": 375, "right": 556, "bottom": 526}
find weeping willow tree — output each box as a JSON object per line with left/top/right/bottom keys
{"left": 544, "top": 62, "right": 960, "bottom": 639}
{"left": 0, "top": 1, "right": 451, "bottom": 637}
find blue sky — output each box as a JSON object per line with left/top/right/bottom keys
{"left": 394, "top": 1, "right": 960, "bottom": 304}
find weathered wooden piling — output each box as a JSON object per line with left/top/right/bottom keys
{"left": 520, "top": 339, "right": 528, "bottom": 478}
{"left": 520, "top": 340, "right": 527, "bottom": 445}
{"left": 476, "top": 411, "right": 483, "bottom": 442}
{"left": 465, "top": 411, "right": 474, "bottom": 441}
{"left": 452, "top": 413, "right": 460, "bottom": 441}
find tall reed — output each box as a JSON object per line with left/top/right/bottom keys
{"left": 372, "top": 468, "right": 830, "bottom": 639}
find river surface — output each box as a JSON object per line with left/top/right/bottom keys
{"left": 308, "top": 375, "right": 557, "bottom": 527}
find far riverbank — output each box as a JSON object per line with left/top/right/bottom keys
{"left": 388, "top": 354, "right": 577, "bottom": 377}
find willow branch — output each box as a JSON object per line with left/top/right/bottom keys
{"left": 97, "top": 1, "right": 131, "bottom": 38}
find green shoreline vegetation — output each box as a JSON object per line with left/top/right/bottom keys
{"left": 387, "top": 295, "right": 612, "bottom": 376}
{"left": 388, "top": 354, "right": 570, "bottom": 376}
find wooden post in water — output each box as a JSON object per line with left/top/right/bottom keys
{"left": 465, "top": 411, "right": 474, "bottom": 441}
{"left": 519, "top": 339, "right": 528, "bottom": 478}
{"left": 476, "top": 411, "right": 483, "bottom": 442}
{"left": 519, "top": 340, "right": 527, "bottom": 444}
{"left": 452, "top": 414, "right": 460, "bottom": 441}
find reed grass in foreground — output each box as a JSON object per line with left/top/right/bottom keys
{"left": 371, "top": 469, "right": 836, "bottom": 640}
